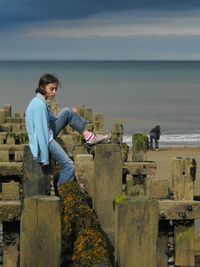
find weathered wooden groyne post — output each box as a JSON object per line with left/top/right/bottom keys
{"left": 93, "top": 143, "right": 123, "bottom": 245}
{"left": 169, "top": 157, "right": 196, "bottom": 266}
{"left": 115, "top": 197, "right": 159, "bottom": 267}
{"left": 20, "top": 146, "right": 61, "bottom": 267}
{"left": 22, "top": 146, "right": 51, "bottom": 196}
{"left": 132, "top": 133, "right": 148, "bottom": 162}
{"left": 123, "top": 133, "right": 156, "bottom": 197}
{"left": 75, "top": 154, "right": 94, "bottom": 199}
{"left": 114, "top": 133, "right": 158, "bottom": 267}
{"left": 149, "top": 155, "right": 198, "bottom": 267}
{"left": 20, "top": 195, "right": 61, "bottom": 267}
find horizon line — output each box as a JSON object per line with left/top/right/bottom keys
{"left": 0, "top": 59, "right": 200, "bottom": 62}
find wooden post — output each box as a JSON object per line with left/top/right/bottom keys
{"left": 75, "top": 154, "right": 95, "bottom": 199}
{"left": 3, "top": 105, "right": 12, "bottom": 117}
{"left": 22, "top": 145, "right": 51, "bottom": 197}
{"left": 77, "top": 104, "right": 85, "bottom": 118}
{"left": 157, "top": 233, "right": 168, "bottom": 267}
{"left": 146, "top": 179, "right": 169, "bottom": 199}
{"left": 175, "top": 224, "right": 195, "bottom": 266}
{"left": 3, "top": 221, "right": 20, "bottom": 267}
{"left": 127, "top": 133, "right": 152, "bottom": 197}
{"left": 171, "top": 157, "right": 196, "bottom": 266}
{"left": 94, "top": 144, "right": 122, "bottom": 245}
{"left": 111, "top": 124, "right": 123, "bottom": 144}
{"left": 72, "top": 144, "right": 89, "bottom": 160}
{"left": 0, "top": 109, "right": 5, "bottom": 123}
{"left": 93, "top": 112, "right": 104, "bottom": 132}
{"left": 20, "top": 196, "right": 61, "bottom": 267}
{"left": 84, "top": 108, "right": 93, "bottom": 122}
{"left": 132, "top": 133, "right": 148, "bottom": 162}
{"left": 171, "top": 157, "right": 195, "bottom": 200}
{"left": 115, "top": 197, "right": 159, "bottom": 267}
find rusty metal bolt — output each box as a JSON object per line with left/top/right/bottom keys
{"left": 179, "top": 211, "right": 187, "bottom": 219}
{"left": 186, "top": 205, "right": 193, "bottom": 212}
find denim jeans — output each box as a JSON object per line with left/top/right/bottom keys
{"left": 49, "top": 107, "right": 88, "bottom": 186}
{"left": 150, "top": 132, "right": 159, "bottom": 150}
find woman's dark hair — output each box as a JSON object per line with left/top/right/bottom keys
{"left": 35, "top": 73, "right": 60, "bottom": 95}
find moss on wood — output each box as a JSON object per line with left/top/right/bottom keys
{"left": 59, "top": 181, "right": 112, "bottom": 266}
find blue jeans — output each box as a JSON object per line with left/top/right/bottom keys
{"left": 49, "top": 107, "right": 88, "bottom": 186}
{"left": 150, "top": 132, "right": 159, "bottom": 150}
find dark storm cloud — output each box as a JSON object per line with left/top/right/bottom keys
{"left": 1, "top": 0, "right": 200, "bottom": 60}
{"left": 1, "top": 0, "right": 200, "bottom": 28}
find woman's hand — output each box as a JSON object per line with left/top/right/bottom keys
{"left": 72, "top": 107, "right": 77, "bottom": 113}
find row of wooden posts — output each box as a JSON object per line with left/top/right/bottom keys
{"left": 0, "top": 103, "right": 200, "bottom": 266}
{"left": 20, "top": 143, "right": 200, "bottom": 267}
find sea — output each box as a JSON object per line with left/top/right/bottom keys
{"left": 0, "top": 60, "right": 200, "bottom": 148}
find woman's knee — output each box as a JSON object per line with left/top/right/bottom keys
{"left": 62, "top": 158, "right": 74, "bottom": 172}
{"left": 57, "top": 107, "right": 72, "bottom": 120}
{"left": 62, "top": 107, "right": 72, "bottom": 115}
{"left": 69, "top": 162, "right": 75, "bottom": 175}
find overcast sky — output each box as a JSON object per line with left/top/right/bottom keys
{"left": 1, "top": 0, "right": 200, "bottom": 60}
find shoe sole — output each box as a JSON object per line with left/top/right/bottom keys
{"left": 86, "top": 134, "right": 112, "bottom": 147}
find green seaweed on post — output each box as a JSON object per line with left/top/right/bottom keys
{"left": 59, "top": 181, "right": 112, "bottom": 266}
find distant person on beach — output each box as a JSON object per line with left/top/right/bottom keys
{"left": 149, "top": 125, "right": 161, "bottom": 151}
{"left": 25, "top": 73, "right": 110, "bottom": 187}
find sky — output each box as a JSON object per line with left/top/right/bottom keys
{"left": 1, "top": 0, "right": 200, "bottom": 60}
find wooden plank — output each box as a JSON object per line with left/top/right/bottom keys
{"left": 157, "top": 234, "right": 168, "bottom": 267}
{"left": 0, "top": 200, "right": 21, "bottom": 221}
{"left": 0, "top": 144, "right": 24, "bottom": 151}
{"left": 2, "top": 181, "right": 20, "bottom": 200}
{"left": 123, "top": 161, "right": 156, "bottom": 176}
{"left": 0, "top": 132, "right": 28, "bottom": 145}
{"left": 22, "top": 145, "right": 51, "bottom": 197}
{"left": 0, "top": 132, "right": 7, "bottom": 144}
{"left": 94, "top": 144, "right": 122, "bottom": 245}
{"left": 111, "top": 124, "right": 123, "bottom": 144}
{"left": 146, "top": 179, "right": 169, "bottom": 198}
{"left": 115, "top": 197, "right": 159, "bottom": 267}
{"left": 0, "top": 123, "right": 26, "bottom": 132}
{"left": 75, "top": 154, "right": 94, "bottom": 199}
{"left": 3, "top": 221, "right": 20, "bottom": 267}
{"left": 175, "top": 224, "right": 195, "bottom": 266}
{"left": 132, "top": 133, "right": 148, "bottom": 162}
{"left": 0, "top": 150, "right": 23, "bottom": 162}
{"left": 194, "top": 219, "right": 200, "bottom": 255}
{"left": 0, "top": 109, "right": 5, "bottom": 123}
{"left": 20, "top": 196, "right": 61, "bottom": 267}
{"left": 194, "top": 177, "right": 200, "bottom": 199}
{"left": 159, "top": 200, "right": 200, "bottom": 220}
{"left": 171, "top": 157, "right": 194, "bottom": 200}
{"left": 0, "top": 150, "right": 9, "bottom": 162}
{"left": 0, "top": 162, "right": 23, "bottom": 176}
{"left": 93, "top": 112, "right": 104, "bottom": 132}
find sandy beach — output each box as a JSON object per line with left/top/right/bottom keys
{"left": 144, "top": 147, "right": 200, "bottom": 197}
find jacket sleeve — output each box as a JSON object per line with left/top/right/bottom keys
{"left": 157, "top": 129, "right": 161, "bottom": 139}
{"left": 35, "top": 104, "right": 50, "bottom": 165}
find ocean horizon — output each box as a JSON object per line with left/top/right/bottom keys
{"left": 0, "top": 60, "right": 200, "bottom": 147}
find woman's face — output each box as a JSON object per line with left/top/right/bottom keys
{"left": 44, "top": 83, "right": 58, "bottom": 99}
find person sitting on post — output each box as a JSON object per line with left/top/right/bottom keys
{"left": 25, "top": 73, "right": 111, "bottom": 187}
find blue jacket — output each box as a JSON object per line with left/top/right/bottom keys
{"left": 25, "top": 93, "right": 51, "bottom": 165}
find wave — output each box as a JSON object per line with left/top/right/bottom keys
{"left": 123, "top": 133, "right": 200, "bottom": 147}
